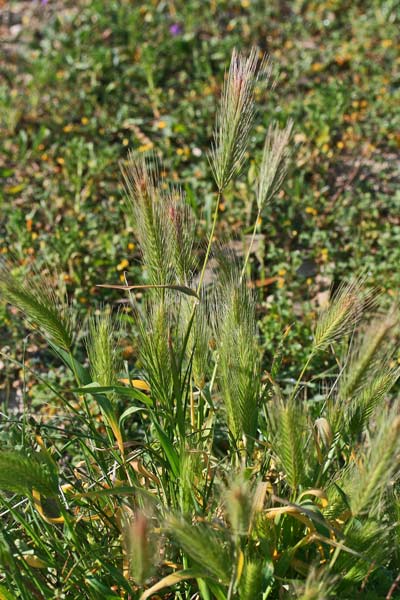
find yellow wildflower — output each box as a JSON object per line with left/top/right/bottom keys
{"left": 321, "top": 248, "right": 329, "bottom": 262}
{"left": 311, "top": 62, "right": 324, "bottom": 72}
{"left": 305, "top": 206, "right": 318, "bottom": 216}
{"left": 138, "top": 143, "right": 154, "bottom": 152}
{"left": 117, "top": 259, "right": 129, "bottom": 271}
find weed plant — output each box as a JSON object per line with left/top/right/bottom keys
{"left": 0, "top": 49, "right": 400, "bottom": 600}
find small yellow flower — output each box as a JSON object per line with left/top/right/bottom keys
{"left": 305, "top": 206, "right": 318, "bottom": 216}
{"left": 81, "top": 117, "right": 89, "bottom": 125}
{"left": 278, "top": 268, "right": 286, "bottom": 276}
{"left": 381, "top": 39, "right": 393, "bottom": 48}
{"left": 335, "top": 54, "right": 351, "bottom": 66}
{"left": 306, "top": 277, "right": 313, "bottom": 286}
{"left": 63, "top": 124, "right": 74, "bottom": 133}
{"left": 128, "top": 242, "right": 135, "bottom": 251}
{"left": 311, "top": 62, "right": 324, "bottom": 72}
{"left": 321, "top": 248, "right": 329, "bottom": 262}
{"left": 138, "top": 143, "right": 154, "bottom": 152}
{"left": 41, "top": 153, "right": 48, "bottom": 161}
{"left": 156, "top": 120, "right": 167, "bottom": 129}
{"left": 56, "top": 157, "right": 65, "bottom": 165}
{"left": 336, "top": 141, "right": 345, "bottom": 149}
{"left": 117, "top": 259, "right": 129, "bottom": 271}
{"left": 122, "top": 138, "right": 129, "bottom": 146}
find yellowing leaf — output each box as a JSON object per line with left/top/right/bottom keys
{"left": 23, "top": 555, "right": 47, "bottom": 569}
{"left": 235, "top": 549, "right": 245, "bottom": 586}
{"left": 32, "top": 489, "right": 64, "bottom": 524}
{"left": 299, "top": 488, "right": 329, "bottom": 508}
{"left": 140, "top": 569, "right": 206, "bottom": 600}
{"left": 118, "top": 378, "right": 150, "bottom": 392}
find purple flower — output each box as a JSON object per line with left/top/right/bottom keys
{"left": 169, "top": 23, "right": 182, "bottom": 37}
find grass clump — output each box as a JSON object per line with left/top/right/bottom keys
{"left": 0, "top": 47, "right": 399, "bottom": 600}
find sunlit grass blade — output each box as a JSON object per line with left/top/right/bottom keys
{"left": 86, "top": 309, "right": 121, "bottom": 388}
{"left": 269, "top": 398, "right": 309, "bottom": 490}
{"left": 256, "top": 119, "right": 293, "bottom": 210}
{"left": 339, "top": 307, "right": 398, "bottom": 400}
{"left": 345, "top": 408, "right": 400, "bottom": 517}
{"left": 166, "top": 514, "right": 232, "bottom": 584}
{"left": 216, "top": 265, "right": 261, "bottom": 447}
{"left": 0, "top": 261, "right": 73, "bottom": 351}
{"left": 314, "top": 278, "right": 372, "bottom": 352}
{"left": 210, "top": 48, "right": 271, "bottom": 192}
{"left": 121, "top": 152, "right": 173, "bottom": 286}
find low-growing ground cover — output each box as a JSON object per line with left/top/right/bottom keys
{"left": 0, "top": 1, "right": 400, "bottom": 598}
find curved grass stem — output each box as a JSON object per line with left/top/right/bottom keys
{"left": 240, "top": 208, "right": 261, "bottom": 282}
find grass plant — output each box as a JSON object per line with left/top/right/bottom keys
{"left": 0, "top": 45, "right": 399, "bottom": 600}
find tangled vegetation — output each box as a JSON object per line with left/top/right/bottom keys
{"left": 1, "top": 41, "right": 400, "bottom": 599}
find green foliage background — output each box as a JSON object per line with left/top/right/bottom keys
{"left": 1, "top": 0, "right": 399, "bottom": 387}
